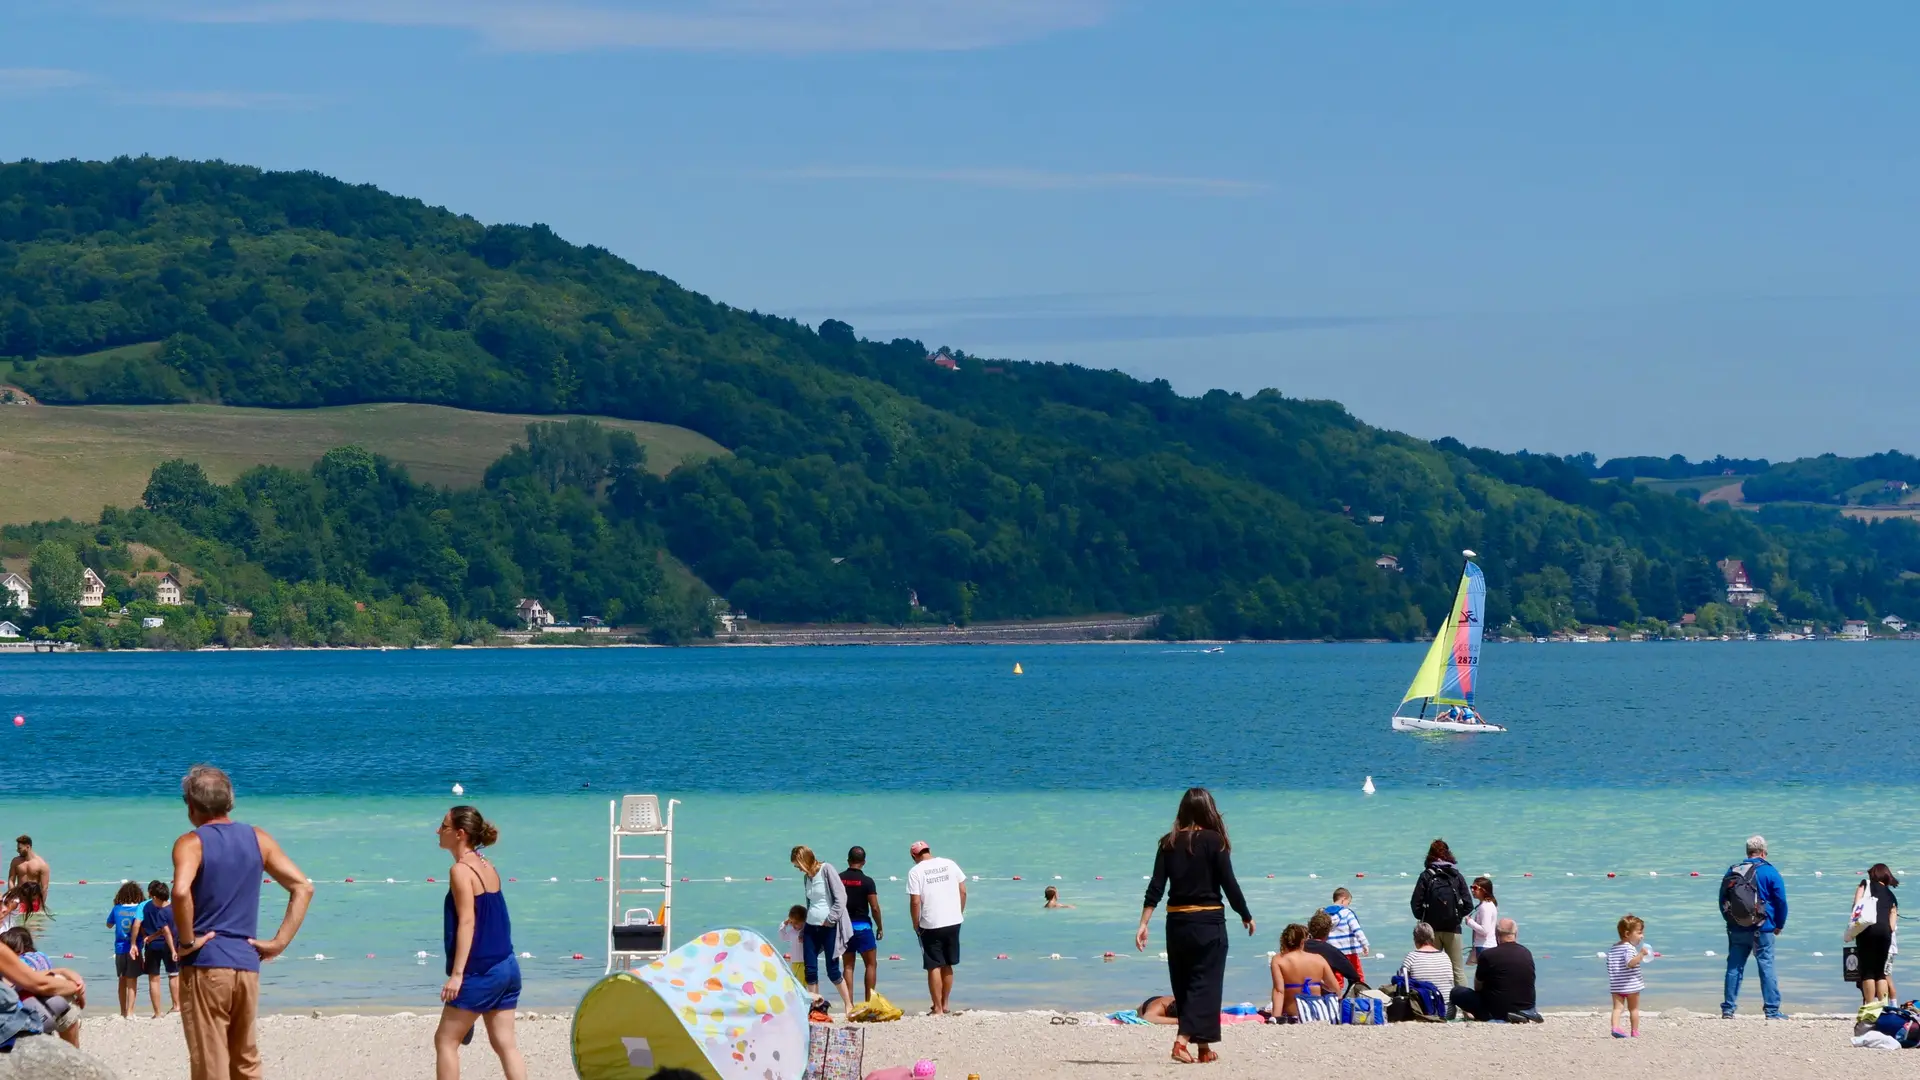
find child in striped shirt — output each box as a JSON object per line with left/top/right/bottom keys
{"left": 1607, "top": 914, "right": 1650, "bottom": 1037}
{"left": 1323, "top": 888, "right": 1371, "bottom": 983}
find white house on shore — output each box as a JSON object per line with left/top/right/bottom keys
{"left": 515, "top": 598, "right": 555, "bottom": 629}
{"left": 0, "top": 621, "right": 20, "bottom": 639}
{"left": 80, "top": 568, "right": 105, "bottom": 608}
{"left": 1840, "top": 619, "right": 1872, "bottom": 641}
{"left": 0, "top": 573, "right": 28, "bottom": 612}
{"left": 138, "top": 572, "right": 184, "bottom": 605}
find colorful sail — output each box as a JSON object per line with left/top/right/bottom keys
{"left": 1401, "top": 592, "right": 1455, "bottom": 705}
{"left": 1432, "top": 561, "right": 1485, "bottom": 706}
{"left": 1399, "top": 560, "right": 1486, "bottom": 707}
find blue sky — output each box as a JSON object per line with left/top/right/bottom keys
{"left": 2, "top": 1, "right": 1914, "bottom": 459}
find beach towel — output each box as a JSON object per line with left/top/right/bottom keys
{"left": 1295, "top": 995, "right": 1343, "bottom": 1024}
{"left": 1106, "top": 1010, "right": 1149, "bottom": 1025}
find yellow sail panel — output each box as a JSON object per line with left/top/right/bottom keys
{"left": 1400, "top": 570, "right": 1468, "bottom": 704}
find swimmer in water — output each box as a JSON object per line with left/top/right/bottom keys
{"left": 1043, "top": 886, "right": 1074, "bottom": 910}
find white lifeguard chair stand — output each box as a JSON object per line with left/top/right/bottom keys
{"left": 605, "top": 794, "right": 678, "bottom": 974}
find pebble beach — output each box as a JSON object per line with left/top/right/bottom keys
{"left": 81, "top": 1009, "right": 1872, "bottom": 1080}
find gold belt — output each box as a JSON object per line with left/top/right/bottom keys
{"left": 1167, "top": 905, "right": 1224, "bottom": 913}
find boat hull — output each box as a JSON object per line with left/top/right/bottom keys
{"left": 1391, "top": 716, "right": 1507, "bottom": 733}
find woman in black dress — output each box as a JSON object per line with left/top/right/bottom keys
{"left": 1135, "top": 787, "right": 1254, "bottom": 1064}
{"left": 1851, "top": 863, "right": 1899, "bottom": 1004}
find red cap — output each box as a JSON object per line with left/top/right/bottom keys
{"left": 909, "top": 841, "right": 931, "bottom": 856}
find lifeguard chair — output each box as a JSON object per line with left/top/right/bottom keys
{"left": 605, "top": 794, "right": 678, "bottom": 974}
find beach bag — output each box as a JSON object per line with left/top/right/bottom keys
{"left": 1872, "top": 1005, "right": 1920, "bottom": 1048}
{"left": 847, "top": 993, "right": 902, "bottom": 1023}
{"left": 807, "top": 1024, "right": 865, "bottom": 1080}
{"left": 1848, "top": 891, "right": 1879, "bottom": 943}
{"left": 1721, "top": 861, "right": 1768, "bottom": 928}
{"left": 1387, "top": 974, "right": 1447, "bottom": 1022}
{"left": 1342, "top": 995, "right": 1387, "bottom": 1026}
{"left": 1295, "top": 994, "right": 1343, "bottom": 1024}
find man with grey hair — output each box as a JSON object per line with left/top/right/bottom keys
{"left": 1450, "top": 918, "right": 1542, "bottom": 1023}
{"left": 1719, "top": 834, "right": 1788, "bottom": 1020}
{"left": 172, "top": 765, "right": 314, "bottom": 1080}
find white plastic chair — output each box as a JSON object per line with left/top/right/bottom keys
{"left": 620, "top": 795, "right": 661, "bottom": 833}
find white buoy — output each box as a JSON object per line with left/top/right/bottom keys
{"left": 452, "top": 782, "right": 465, "bottom": 796}
{"left": 415, "top": 950, "right": 429, "bottom": 958}
{"left": 1463, "top": 549, "right": 1477, "bottom": 558}
{"left": 1362, "top": 776, "right": 1376, "bottom": 795}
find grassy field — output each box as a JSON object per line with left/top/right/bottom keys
{"left": 1630, "top": 474, "right": 1754, "bottom": 499}
{"left": 0, "top": 402, "right": 727, "bottom": 526}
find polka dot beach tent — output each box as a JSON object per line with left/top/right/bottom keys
{"left": 571, "top": 928, "right": 808, "bottom": 1080}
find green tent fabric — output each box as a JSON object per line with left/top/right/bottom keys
{"left": 572, "top": 928, "right": 808, "bottom": 1080}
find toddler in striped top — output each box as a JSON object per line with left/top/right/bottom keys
{"left": 1607, "top": 914, "right": 1650, "bottom": 1038}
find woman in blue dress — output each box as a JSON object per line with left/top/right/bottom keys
{"left": 434, "top": 805, "right": 527, "bottom": 1080}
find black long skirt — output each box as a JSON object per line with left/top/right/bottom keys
{"left": 1166, "top": 912, "right": 1229, "bottom": 1043}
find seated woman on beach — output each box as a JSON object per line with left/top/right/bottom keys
{"left": 0, "top": 926, "right": 84, "bottom": 1047}
{"left": 1397, "top": 921, "right": 1456, "bottom": 1000}
{"left": 0, "top": 935, "right": 84, "bottom": 1050}
{"left": 1269, "top": 923, "right": 1338, "bottom": 1020}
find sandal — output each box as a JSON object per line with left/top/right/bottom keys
{"left": 1171, "top": 1041, "right": 1196, "bottom": 1064}
{"left": 1197, "top": 1045, "right": 1218, "bottom": 1064}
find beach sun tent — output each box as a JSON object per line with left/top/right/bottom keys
{"left": 572, "top": 928, "right": 808, "bottom": 1080}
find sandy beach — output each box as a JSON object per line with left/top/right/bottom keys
{"left": 77, "top": 1009, "right": 1872, "bottom": 1080}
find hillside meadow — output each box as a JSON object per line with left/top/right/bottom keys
{"left": 0, "top": 401, "right": 725, "bottom": 525}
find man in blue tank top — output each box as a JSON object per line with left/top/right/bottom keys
{"left": 171, "top": 765, "right": 315, "bottom": 1080}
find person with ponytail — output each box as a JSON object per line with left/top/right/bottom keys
{"left": 434, "top": 806, "right": 527, "bottom": 1080}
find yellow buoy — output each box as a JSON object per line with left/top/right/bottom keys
{"left": 1013, "top": 662, "right": 1023, "bottom": 675}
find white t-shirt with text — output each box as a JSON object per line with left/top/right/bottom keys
{"left": 906, "top": 856, "right": 966, "bottom": 929}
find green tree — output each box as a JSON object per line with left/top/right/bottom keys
{"left": 143, "top": 459, "right": 217, "bottom": 520}
{"left": 29, "top": 541, "right": 84, "bottom": 624}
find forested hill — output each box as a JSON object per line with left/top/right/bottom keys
{"left": 4, "top": 156, "right": 1920, "bottom": 638}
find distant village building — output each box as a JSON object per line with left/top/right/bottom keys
{"left": 1718, "top": 558, "right": 1768, "bottom": 609}
{"left": 1367, "top": 515, "right": 1386, "bottom": 524}
{"left": 1840, "top": 619, "right": 1871, "bottom": 641}
{"left": 0, "top": 621, "right": 19, "bottom": 639}
{"left": 141, "top": 616, "right": 166, "bottom": 629}
{"left": 1373, "top": 555, "right": 1401, "bottom": 571}
{"left": 717, "top": 612, "right": 744, "bottom": 633}
{"left": 1886, "top": 481, "right": 1911, "bottom": 494}
{"left": 80, "top": 568, "right": 106, "bottom": 608}
{"left": 515, "top": 598, "right": 555, "bottom": 629}
{"left": 1883, "top": 614, "right": 1908, "bottom": 633}
{"left": 138, "top": 572, "right": 184, "bottom": 606}
{"left": 927, "top": 352, "right": 958, "bottom": 371}
{"left": 0, "top": 573, "right": 28, "bottom": 612}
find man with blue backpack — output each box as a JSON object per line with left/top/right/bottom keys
{"left": 1719, "top": 834, "right": 1788, "bottom": 1019}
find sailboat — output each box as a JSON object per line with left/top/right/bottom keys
{"left": 1391, "top": 551, "right": 1505, "bottom": 734}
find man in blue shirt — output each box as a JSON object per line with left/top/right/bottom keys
{"left": 1720, "top": 834, "right": 1788, "bottom": 1019}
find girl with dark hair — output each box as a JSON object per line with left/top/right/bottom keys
{"left": 107, "top": 881, "right": 147, "bottom": 1018}
{"left": 1850, "top": 863, "right": 1899, "bottom": 1005}
{"left": 1410, "top": 838, "right": 1472, "bottom": 985}
{"left": 434, "top": 806, "right": 527, "bottom": 1080}
{"left": 1464, "top": 876, "right": 1498, "bottom": 966}
{"left": 1135, "top": 787, "right": 1254, "bottom": 1064}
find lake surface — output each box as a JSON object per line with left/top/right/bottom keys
{"left": 0, "top": 642, "right": 1910, "bottom": 1013}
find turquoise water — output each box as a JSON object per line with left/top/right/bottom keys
{"left": 0, "top": 643, "right": 1912, "bottom": 1013}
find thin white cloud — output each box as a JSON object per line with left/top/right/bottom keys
{"left": 0, "top": 68, "right": 96, "bottom": 94}
{"left": 112, "top": 89, "right": 321, "bottom": 110}
{"left": 149, "top": 0, "right": 1112, "bottom": 53}
{"left": 766, "top": 165, "right": 1266, "bottom": 195}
